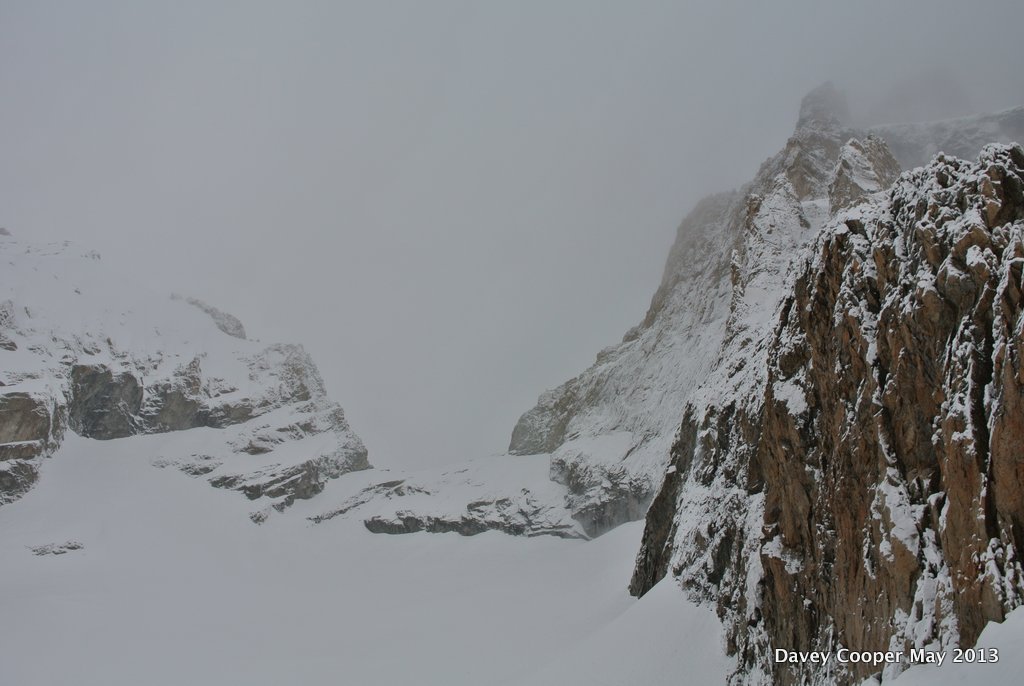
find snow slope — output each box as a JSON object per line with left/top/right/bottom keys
{"left": 0, "top": 431, "right": 728, "bottom": 686}
{"left": 511, "top": 578, "right": 730, "bottom": 686}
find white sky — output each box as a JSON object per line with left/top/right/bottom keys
{"left": 2, "top": 1, "right": 1022, "bottom": 468}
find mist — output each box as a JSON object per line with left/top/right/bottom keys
{"left": 2, "top": 0, "right": 1022, "bottom": 469}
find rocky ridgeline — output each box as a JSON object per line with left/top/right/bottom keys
{"left": 631, "top": 123, "right": 1024, "bottom": 682}
{"left": 0, "top": 237, "right": 367, "bottom": 514}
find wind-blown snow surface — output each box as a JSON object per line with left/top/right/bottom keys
{"left": 0, "top": 432, "right": 728, "bottom": 686}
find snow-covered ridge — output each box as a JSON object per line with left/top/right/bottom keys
{"left": 0, "top": 234, "right": 368, "bottom": 515}
{"left": 872, "top": 105, "right": 1024, "bottom": 170}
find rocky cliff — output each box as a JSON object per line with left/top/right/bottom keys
{"left": 508, "top": 84, "right": 858, "bottom": 538}
{"left": 630, "top": 108, "right": 1024, "bottom": 683}
{"left": 507, "top": 187, "right": 736, "bottom": 536}
{"left": 0, "top": 236, "right": 368, "bottom": 516}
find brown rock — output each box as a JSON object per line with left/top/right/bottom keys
{"left": 633, "top": 145, "right": 1024, "bottom": 685}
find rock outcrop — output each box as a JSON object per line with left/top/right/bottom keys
{"left": 0, "top": 237, "right": 368, "bottom": 514}
{"left": 362, "top": 498, "right": 582, "bottom": 538}
{"left": 68, "top": 364, "right": 144, "bottom": 439}
{"left": 0, "top": 391, "right": 64, "bottom": 503}
{"left": 308, "top": 455, "right": 586, "bottom": 539}
{"left": 173, "top": 295, "right": 248, "bottom": 339}
{"left": 630, "top": 130, "right": 1024, "bottom": 684}
{"left": 829, "top": 135, "right": 902, "bottom": 212}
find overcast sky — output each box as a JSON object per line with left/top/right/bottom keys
{"left": 2, "top": 1, "right": 1022, "bottom": 469}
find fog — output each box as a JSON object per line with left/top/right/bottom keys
{"left": 2, "top": 1, "right": 1022, "bottom": 469}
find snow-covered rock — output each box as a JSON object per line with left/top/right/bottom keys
{"left": 307, "top": 453, "right": 584, "bottom": 538}
{"left": 631, "top": 135, "right": 1024, "bottom": 684}
{"left": 172, "top": 295, "right": 248, "bottom": 339}
{"left": 507, "top": 185, "right": 736, "bottom": 537}
{"left": 829, "top": 135, "right": 902, "bottom": 212}
{"left": 0, "top": 234, "right": 368, "bottom": 514}
{"left": 507, "top": 83, "right": 854, "bottom": 538}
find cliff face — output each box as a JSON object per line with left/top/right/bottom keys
{"left": 759, "top": 143, "right": 1024, "bottom": 683}
{"left": 508, "top": 189, "right": 736, "bottom": 536}
{"left": 0, "top": 236, "right": 368, "bottom": 516}
{"left": 509, "top": 84, "right": 856, "bottom": 538}
{"left": 631, "top": 132, "right": 1024, "bottom": 683}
